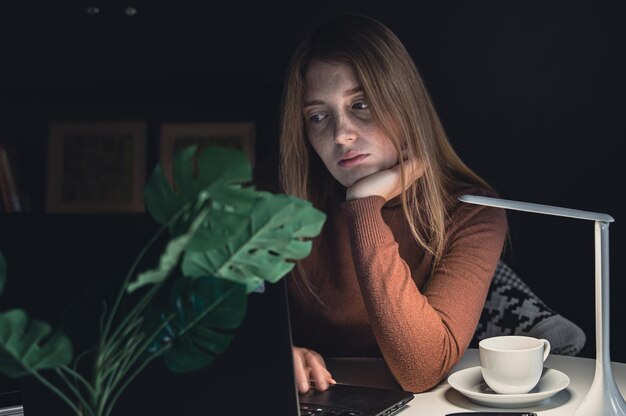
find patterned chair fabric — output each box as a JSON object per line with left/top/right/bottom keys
{"left": 472, "top": 260, "right": 586, "bottom": 356}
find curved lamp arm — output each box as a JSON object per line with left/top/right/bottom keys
{"left": 459, "top": 195, "right": 626, "bottom": 416}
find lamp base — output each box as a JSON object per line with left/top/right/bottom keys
{"left": 573, "top": 363, "right": 626, "bottom": 416}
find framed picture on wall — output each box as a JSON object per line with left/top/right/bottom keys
{"left": 46, "top": 120, "right": 147, "bottom": 214}
{"left": 159, "top": 121, "right": 256, "bottom": 184}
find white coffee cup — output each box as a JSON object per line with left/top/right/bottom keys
{"left": 479, "top": 335, "right": 550, "bottom": 394}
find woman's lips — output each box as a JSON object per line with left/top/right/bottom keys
{"left": 338, "top": 154, "right": 368, "bottom": 167}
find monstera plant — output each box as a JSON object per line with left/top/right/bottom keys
{"left": 0, "top": 146, "right": 325, "bottom": 416}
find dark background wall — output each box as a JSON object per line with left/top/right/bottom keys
{"left": 0, "top": 0, "right": 624, "bottom": 389}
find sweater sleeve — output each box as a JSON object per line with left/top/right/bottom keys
{"left": 341, "top": 195, "right": 507, "bottom": 392}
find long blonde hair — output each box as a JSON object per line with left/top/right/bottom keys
{"left": 279, "top": 13, "right": 492, "bottom": 294}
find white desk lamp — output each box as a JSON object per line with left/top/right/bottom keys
{"left": 459, "top": 195, "right": 626, "bottom": 416}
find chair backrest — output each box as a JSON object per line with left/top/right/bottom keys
{"left": 472, "top": 260, "right": 586, "bottom": 356}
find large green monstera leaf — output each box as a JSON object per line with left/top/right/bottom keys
{"left": 144, "top": 276, "right": 247, "bottom": 373}
{"left": 182, "top": 193, "right": 326, "bottom": 293}
{"left": 138, "top": 145, "right": 325, "bottom": 372}
{"left": 0, "top": 309, "right": 73, "bottom": 378}
{"left": 143, "top": 146, "right": 256, "bottom": 241}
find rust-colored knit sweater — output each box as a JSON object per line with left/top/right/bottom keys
{"left": 286, "top": 186, "right": 507, "bottom": 393}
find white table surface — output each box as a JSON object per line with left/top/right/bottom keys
{"left": 327, "top": 348, "right": 626, "bottom": 415}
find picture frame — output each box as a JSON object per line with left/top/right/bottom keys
{"left": 46, "top": 120, "right": 147, "bottom": 214}
{"left": 159, "top": 122, "right": 256, "bottom": 184}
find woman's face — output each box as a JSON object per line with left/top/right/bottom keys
{"left": 303, "top": 60, "right": 398, "bottom": 188}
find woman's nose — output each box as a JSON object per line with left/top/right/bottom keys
{"left": 333, "top": 114, "right": 357, "bottom": 144}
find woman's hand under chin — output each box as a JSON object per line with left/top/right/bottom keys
{"left": 346, "top": 157, "right": 425, "bottom": 201}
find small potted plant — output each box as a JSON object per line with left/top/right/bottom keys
{"left": 0, "top": 146, "right": 325, "bottom": 416}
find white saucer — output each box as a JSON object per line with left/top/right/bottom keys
{"left": 447, "top": 366, "right": 570, "bottom": 408}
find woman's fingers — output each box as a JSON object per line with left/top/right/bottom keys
{"left": 293, "top": 347, "right": 310, "bottom": 393}
{"left": 385, "top": 157, "right": 424, "bottom": 196}
{"left": 304, "top": 349, "right": 336, "bottom": 391}
{"left": 395, "top": 156, "right": 425, "bottom": 186}
{"left": 293, "top": 347, "right": 336, "bottom": 393}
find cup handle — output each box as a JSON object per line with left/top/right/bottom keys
{"left": 540, "top": 338, "right": 551, "bottom": 362}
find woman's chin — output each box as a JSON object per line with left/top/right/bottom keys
{"left": 334, "top": 167, "right": 378, "bottom": 188}
{"left": 336, "top": 174, "right": 362, "bottom": 188}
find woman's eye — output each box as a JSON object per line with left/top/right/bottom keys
{"left": 309, "top": 114, "right": 326, "bottom": 123}
{"left": 352, "top": 101, "right": 368, "bottom": 110}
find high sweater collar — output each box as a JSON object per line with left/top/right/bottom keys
{"left": 384, "top": 194, "right": 403, "bottom": 208}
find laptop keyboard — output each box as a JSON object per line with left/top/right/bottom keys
{"left": 300, "top": 405, "right": 360, "bottom": 416}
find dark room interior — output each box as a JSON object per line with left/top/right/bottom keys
{"left": 0, "top": 0, "right": 624, "bottom": 414}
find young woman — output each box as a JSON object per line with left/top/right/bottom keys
{"left": 261, "top": 13, "right": 507, "bottom": 394}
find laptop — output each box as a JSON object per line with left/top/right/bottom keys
{"left": 8, "top": 278, "right": 413, "bottom": 415}
{"left": 278, "top": 279, "right": 415, "bottom": 416}
{"left": 0, "top": 391, "right": 23, "bottom": 416}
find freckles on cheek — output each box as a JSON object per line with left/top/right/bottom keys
{"left": 307, "top": 128, "right": 325, "bottom": 151}
{"left": 307, "top": 137, "right": 324, "bottom": 160}
{"left": 311, "top": 143, "right": 329, "bottom": 164}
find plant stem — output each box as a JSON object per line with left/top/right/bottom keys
{"left": 96, "top": 202, "right": 213, "bottom": 414}
{"left": 100, "top": 333, "right": 141, "bottom": 382}
{"left": 99, "top": 203, "right": 194, "bottom": 369}
{"left": 101, "top": 282, "right": 160, "bottom": 361}
{"left": 99, "top": 204, "right": 211, "bottom": 378}
{"left": 100, "top": 332, "right": 144, "bottom": 406}
{"left": 30, "top": 370, "right": 83, "bottom": 416}
{"left": 100, "top": 220, "right": 170, "bottom": 345}
{"left": 99, "top": 314, "right": 145, "bottom": 368}
{"left": 97, "top": 311, "right": 176, "bottom": 415}
{"left": 101, "top": 281, "right": 239, "bottom": 414}
{"left": 102, "top": 346, "right": 170, "bottom": 416}
{"left": 95, "top": 211, "right": 180, "bottom": 411}
{"left": 96, "top": 286, "right": 161, "bottom": 405}
{"left": 61, "top": 365, "right": 97, "bottom": 399}
{"left": 55, "top": 368, "right": 95, "bottom": 416}
{"left": 105, "top": 311, "right": 174, "bottom": 396}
